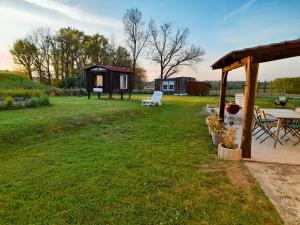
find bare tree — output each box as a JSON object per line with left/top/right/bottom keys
{"left": 123, "top": 8, "right": 150, "bottom": 73}
{"left": 149, "top": 22, "right": 205, "bottom": 80}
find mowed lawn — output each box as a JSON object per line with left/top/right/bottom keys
{"left": 1, "top": 95, "right": 294, "bottom": 225}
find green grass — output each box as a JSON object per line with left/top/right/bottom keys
{"left": 0, "top": 71, "right": 46, "bottom": 90}
{"left": 0, "top": 95, "right": 292, "bottom": 224}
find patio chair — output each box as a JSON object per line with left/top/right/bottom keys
{"left": 141, "top": 91, "right": 163, "bottom": 106}
{"left": 235, "top": 93, "right": 244, "bottom": 108}
{"left": 256, "top": 110, "right": 282, "bottom": 145}
{"left": 253, "top": 107, "right": 276, "bottom": 138}
{"left": 281, "top": 106, "right": 300, "bottom": 146}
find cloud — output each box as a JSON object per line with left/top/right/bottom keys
{"left": 23, "top": 0, "right": 122, "bottom": 28}
{"left": 222, "top": 0, "right": 256, "bottom": 23}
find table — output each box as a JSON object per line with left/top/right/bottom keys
{"left": 261, "top": 109, "right": 300, "bottom": 148}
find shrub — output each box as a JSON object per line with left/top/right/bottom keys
{"left": 0, "top": 89, "right": 44, "bottom": 98}
{"left": 222, "top": 128, "right": 238, "bottom": 149}
{"left": 207, "top": 114, "right": 226, "bottom": 133}
{"left": 38, "top": 96, "right": 50, "bottom": 106}
{"left": 46, "top": 88, "right": 87, "bottom": 96}
{"left": 4, "top": 96, "right": 13, "bottom": 107}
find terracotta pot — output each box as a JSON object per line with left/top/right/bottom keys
{"left": 218, "top": 143, "right": 242, "bottom": 161}
{"left": 211, "top": 132, "right": 224, "bottom": 145}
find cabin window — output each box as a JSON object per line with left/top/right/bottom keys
{"left": 162, "top": 80, "right": 174, "bottom": 91}
{"left": 168, "top": 81, "right": 174, "bottom": 90}
{"left": 96, "top": 75, "right": 103, "bottom": 87}
{"left": 120, "top": 75, "right": 128, "bottom": 89}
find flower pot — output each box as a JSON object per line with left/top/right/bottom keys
{"left": 208, "top": 126, "right": 212, "bottom": 135}
{"left": 211, "top": 132, "right": 224, "bottom": 145}
{"left": 218, "top": 143, "right": 242, "bottom": 161}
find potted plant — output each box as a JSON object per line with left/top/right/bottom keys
{"left": 207, "top": 114, "right": 225, "bottom": 145}
{"left": 218, "top": 128, "right": 242, "bottom": 160}
{"left": 205, "top": 112, "right": 218, "bottom": 135}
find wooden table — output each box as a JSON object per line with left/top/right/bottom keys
{"left": 261, "top": 109, "right": 300, "bottom": 148}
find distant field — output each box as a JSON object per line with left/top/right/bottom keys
{"left": 0, "top": 71, "right": 46, "bottom": 90}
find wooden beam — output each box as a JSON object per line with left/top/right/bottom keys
{"left": 222, "top": 57, "right": 249, "bottom": 72}
{"left": 219, "top": 69, "right": 228, "bottom": 121}
{"left": 223, "top": 61, "right": 243, "bottom": 72}
{"left": 241, "top": 56, "right": 259, "bottom": 158}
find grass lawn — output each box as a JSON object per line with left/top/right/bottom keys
{"left": 0, "top": 95, "right": 295, "bottom": 224}
{"left": 0, "top": 72, "right": 46, "bottom": 90}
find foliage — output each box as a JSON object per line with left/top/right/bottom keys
{"left": 0, "top": 89, "right": 43, "bottom": 98}
{"left": 0, "top": 71, "right": 46, "bottom": 89}
{"left": 10, "top": 26, "right": 143, "bottom": 84}
{"left": 269, "top": 77, "right": 300, "bottom": 94}
{"left": 47, "top": 88, "right": 87, "bottom": 96}
{"left": 222, "top": 127, "right": 238, "bottom": 149}
{"left": 207, "top": 113, "right": 225, "bottom": 133}
{"left": 10, "top": 39, "right": 36, "bottom": 79}
{"left": 4, "top": 96, "right": 13, "bottom": 107}
{"left": 0, "top": 96, "right": 50, "bottom": 111}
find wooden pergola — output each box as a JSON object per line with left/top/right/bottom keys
{"left": 211, "top": 38, "right": 300, "bottom": 158}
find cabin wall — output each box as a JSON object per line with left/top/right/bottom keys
{"left": 85, "top": 71, "right": 133, "bottom": 93}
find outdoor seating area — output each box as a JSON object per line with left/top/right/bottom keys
{"left": 206, "top": 104, "right": 300, "bottom": 164}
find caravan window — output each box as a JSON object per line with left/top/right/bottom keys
{"left": 120, "top": 75, "right": 128, "bottom": 89}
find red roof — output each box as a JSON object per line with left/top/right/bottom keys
{"left": 83, "top": 64, "right": 133, "bottom": 74}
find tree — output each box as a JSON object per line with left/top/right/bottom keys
{"left": 10, "top": 39, "right": 36, "bottom": 80}
{"left": 123, "top": 8, "right": 150, "bottom": 73}
{"left": 149, "top": 21, "right": 205, "bottom": 80}
{"left": 27, "top": 27, "right": 52, "bottom": 84}
{"left": 134, "top": 67, "right": 147, "bottom": 90}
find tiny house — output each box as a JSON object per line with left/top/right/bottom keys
{"left": 83, "top": 65, "right": 134, "bottom": 99}
{"left": 155, "top": 77, "right": 196, "bottom": 95}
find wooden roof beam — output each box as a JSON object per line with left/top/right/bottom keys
{"left": 222, "top": 57, "right": 249, "bottom": 72}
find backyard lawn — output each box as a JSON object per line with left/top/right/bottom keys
{"left": 1, "top": 95, "right": 296, "bottom": 224}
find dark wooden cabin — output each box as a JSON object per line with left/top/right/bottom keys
{"left": 83, "top": 65, "right": 134, "bottom": 99}
{"left": 155, "top": 77, "right": 196, "bottom": 95}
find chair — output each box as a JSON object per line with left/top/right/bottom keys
{"left": 141, "top": 91, "right": 163, "bottom": 106}
{"left": 281, "top": 106, "right": 300, "bottom": 146}
{"left": 256, "top": 110, "right": 282, "bottom": 145}
{"left": 235, "top": 93, "right": 244, "bottom": 108}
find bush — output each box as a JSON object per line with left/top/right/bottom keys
{"left": 0, "top": 96, "right": 50, "bottom": 110}
{"left": 46, "top": 88, "right": 87, "bottom": 96}
{"left": 4, "top": 96, "right": 13, "bottom": 107}
{"left": 0, "top": 89, "right": 44, "bottom": 98}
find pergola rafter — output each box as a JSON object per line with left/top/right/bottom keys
{"left": 211, "top": 38, "right": 300, "bottom": 158}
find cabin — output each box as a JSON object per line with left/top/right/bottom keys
{"left": 83, "top": 65, "right": 134, "bottom": 99}
{"left": 155, "top": 77, "right": 196, "bottom": 95}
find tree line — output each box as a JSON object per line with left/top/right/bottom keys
{"left": 10, "top": 8, "right": 205, "bottom": 88}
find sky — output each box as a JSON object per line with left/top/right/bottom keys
{"left": 0, "top": 0, "right": 300, "bottom": 81}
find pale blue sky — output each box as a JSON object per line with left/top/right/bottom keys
{"left": 0, "top": 0, "right": 299, "bottom": 81}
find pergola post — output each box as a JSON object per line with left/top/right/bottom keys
{"left": 219, "top": 70, "right": 228, "bottom": 121}
{"left": 241, "top": 56, "right": 259, "bottom": 158}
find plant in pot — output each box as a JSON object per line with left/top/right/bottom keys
{"left": 218, "top": 128, "right": 242, "bottom": 160}
{"left": 207, "top": 114, "right": 225, "bottom": 145}
{"left": 206, "top": 112, "right": 218, "bottom": 135}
